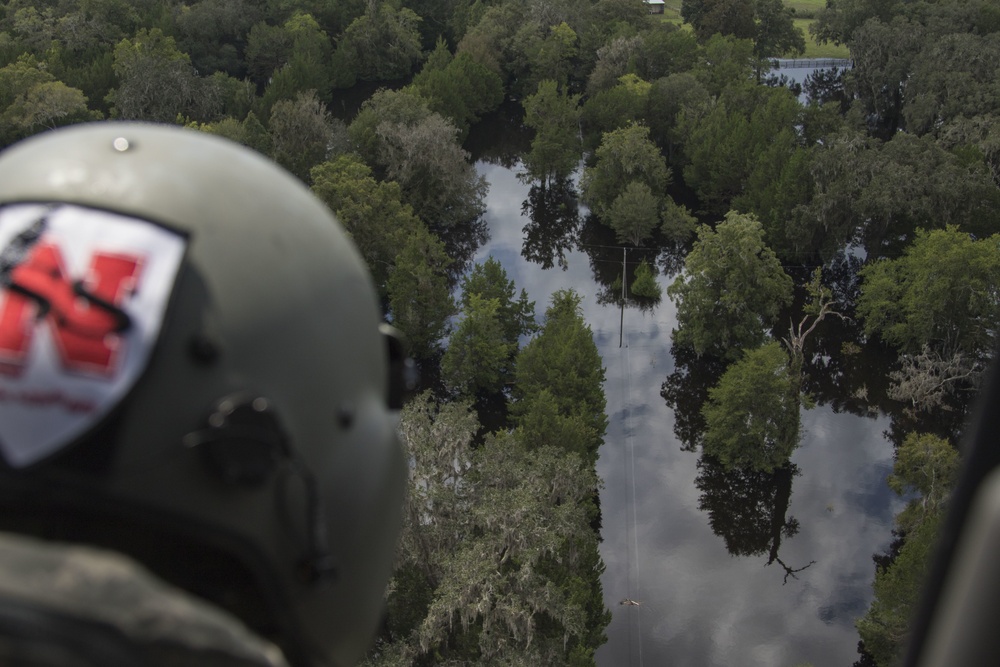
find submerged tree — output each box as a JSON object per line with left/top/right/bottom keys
{"left": 521, "top": 79, "right": 582, "bottom": 184}
{"left": 459, "top": 256, "right": 537, "bottom": 348}
{"left": 513, "top": 289, "right": 608, "bottom": 462}
{"left": 630, "top": 259, "right": 662, "bottom": 300}
{"left": 701, "top": 341, "right": 801, "bottom": 472}
{"left": 856, "top": 432, "right": 960, "bottom": 667}
{"left": 580, "top": 122, "right": 689, "bottom": 246}
{"left": 857, "top": 226, "right": 1000, "bottom": 363}
{"left": 668, "top": 211, "right": 793, "bottom": 360}
{"left": 580, "top": 122, "right": 670, "bottom": 222}
{"left": 386, "top": 225, "right": 455, "bottom": 360}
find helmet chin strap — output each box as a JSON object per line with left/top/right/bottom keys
{"left": 183, "top": 394, "right": 337, "bottom": 585}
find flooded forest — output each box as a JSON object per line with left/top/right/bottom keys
{"left": 1, "top": 0, "right": 999, "bottom": 665}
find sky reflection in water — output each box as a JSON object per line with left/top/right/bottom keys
{"left": 473, "top": 162, "right": 904, "bottom": 667}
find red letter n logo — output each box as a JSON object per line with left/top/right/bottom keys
{"left": 0, "top": 243, "right": 143, "bottom": 378}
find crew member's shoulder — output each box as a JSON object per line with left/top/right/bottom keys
{"left": 0, "top": 532, "right": 289, "bottom": 667}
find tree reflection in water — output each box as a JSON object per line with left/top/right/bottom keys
{"left": 660, "top": 345, "right": 727, "bottom": 452}
{"left": 520, "top": 179, "right": 581, "bottom": 271}
{"left": 696, "top": 457, "right": 816, "bottom": 583}
{"left": 436, "top": 215, "right": 490, "bottom": 285}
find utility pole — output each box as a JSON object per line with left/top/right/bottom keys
{"left": 620, "top": 246, "right": 626, "bottom": 348}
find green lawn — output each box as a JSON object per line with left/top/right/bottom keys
{"left": 784, "top": 0, "right": 827, "bottom": 19}
{"left": 657, "top": 0, "right": 850, "bottom": 59}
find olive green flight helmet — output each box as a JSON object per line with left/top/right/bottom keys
{"left": 0, "top": 122, "right": 406, "bottom": 667}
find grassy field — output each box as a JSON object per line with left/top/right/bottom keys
{"left": 658, "top": 0, "right": 850, "bottom": 59}
{"left": 784, "top": 0, "right": 827, "bottom": 19}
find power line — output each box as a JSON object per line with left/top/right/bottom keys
{"left": 619, "top": 294, "right": 644, "bottom": 667}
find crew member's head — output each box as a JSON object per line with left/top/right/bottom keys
{"left": 0, "top": 122, "right": 407, "bottom": 666}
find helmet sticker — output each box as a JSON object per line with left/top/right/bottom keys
{"left": 0, "top": 203, "right": 186, "bottom": 468}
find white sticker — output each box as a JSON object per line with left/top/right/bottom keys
{"left": 0, "top": 204, "right": 186, "bottom": 467}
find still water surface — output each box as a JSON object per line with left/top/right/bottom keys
{"left": 471, "top": 161, "right": 904, "bottom": 667}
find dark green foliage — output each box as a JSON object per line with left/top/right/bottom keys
{"left": 857, "top": 227, "right": 1000, "bottom": 362}
{"left": 630, "top": 259, "right": 661, "bottom": 300}
{"left": 634, "top": 22, "right": 700, "bottom": 81}
{"left": 903, "top": 31, "right": 1000, "bottom": 137}
{"left": 387, "top": 226, "right": 455, "bottom": 360}
{"left": 752, "top": 0, "right": 806, "bottom": 57}
{"left": 802, "top": 130, "right": 1000, "bottom": 259}
{"left": 582, "top": 73, "right": 651, "bottom": 144}
{"left": 733, "top": 145, "right": 816, "bottom": 261}
{"left": 410, "top": 48, "right": 504, "bottom": 136}
{"left": 515, "top": 388, "right": 600, "bottom": 460}
{"left": 702, "top": 342, "right": 800, "bottom": 472}
{"left": 244, "top": 21, "right": 295, "bottom": 88}
{"left": 0, "top": 55, "right": 97, "bottom": 144}
{"left": 812, "top": 0, "right": 902, "bottom": 45}
{"left": 690, "top": 33, "right": 756, "bottom": 97}
{"left": 107, "top": 28, "right": 203, "bottom": 122}
{"left": 444, "top": 257, "right": 534, "bottom": 397}
{"left": 888, "top": 433, "right": 960, "bottom": 533}
{"left": 255, "top": 13, "right": 335, "bottom": 117}
{"left": 581, "top": 122, "right": 671, "bottom": 222}
{"left": 454, "top": 2, "right": 526, "bottom": 90}
{"left": 857, "top": 431, "right": 959, "bottom": 667}
{"left": 522, "top": 79, "right": 583, "bottom": 183}
{"left": 683, "top": 0, "right": 804, "bottom": 57}
{"left": 459, "top": 257, "right": 538, "bottom": 346}
{"left": 523, "top": 21, "right": 579, "bottom": 92}
{"left": 442, "top": 294, "right": 515, "bottom": 397}
{"left": 348, "top": 88, "right": 432, "bottom": 169}
{"left": 348, "top": 88, "right": 488, "bottom": 232}
{"left": 513, "top": 290, "right": 608, "bottom": 460}
{"left": 857, "top": 514, "right": 942, "bottom": 667}
{"left": 310, "top": 154, "right": 422, "bottom": 295}
{"left": 645, "top": 72, "right": 712, "bottom": 158}
{"left": 683, "top": 0, "right": 756, "bottom": 42}
{"left": 680, "top": 83, "right": 802, "bottom": 216}
{"left": 332, "top": 3, "right": 423, "bottom": 86}
{"left": 197, "top": 111, "right": 271, "bottom": 155}
{"left": 268, "top": 90, "right": 341, "bottom": 182}
{"left": 585, "top": 35, "right": 642, "bottom": 96}
{"left": 668, "top": 212, "right": 794, "bottom": 360}
{"left": 605, "top": 180, "right": 661, "bottom": 246}
{"left": 173, "top": 0, "right": 262, "bottom": 76}
{"left": 848, "top": 16, "right": 924, "bottom": 138}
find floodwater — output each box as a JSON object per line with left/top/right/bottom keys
{"left": 471, "top": 160, "right": 904, "bottom": 667}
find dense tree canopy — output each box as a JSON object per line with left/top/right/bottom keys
{"left": 349, "top": 89, "right": 488, "bottom": 232}
{"left": 310, "top": 154, "right": 422, "bottom": 295}
{"left": 685, "top": 0, "right": 806, "bottom": 59}
{"left": 514, "top": 290, "right": 608, "bottom": 462}
{"left": 856, "top": 226, "right": 1000, "bottom": 361}
{"left": 702, "top": 342, "right": 801, "bottom": 472}
{"left": 1, "top": 1, "right": 998, "bottom": 663}
{"left": 332, "top": 2, "right": 422, "bottom": 86}
{"left": 522, "top": 79, "right": 582, "bottom": 184}
{"left": 386, "top": 225, "right": 455, "bottom": 360}
{"left": 668, "top": 211, "right": 794, "bottom": 360}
